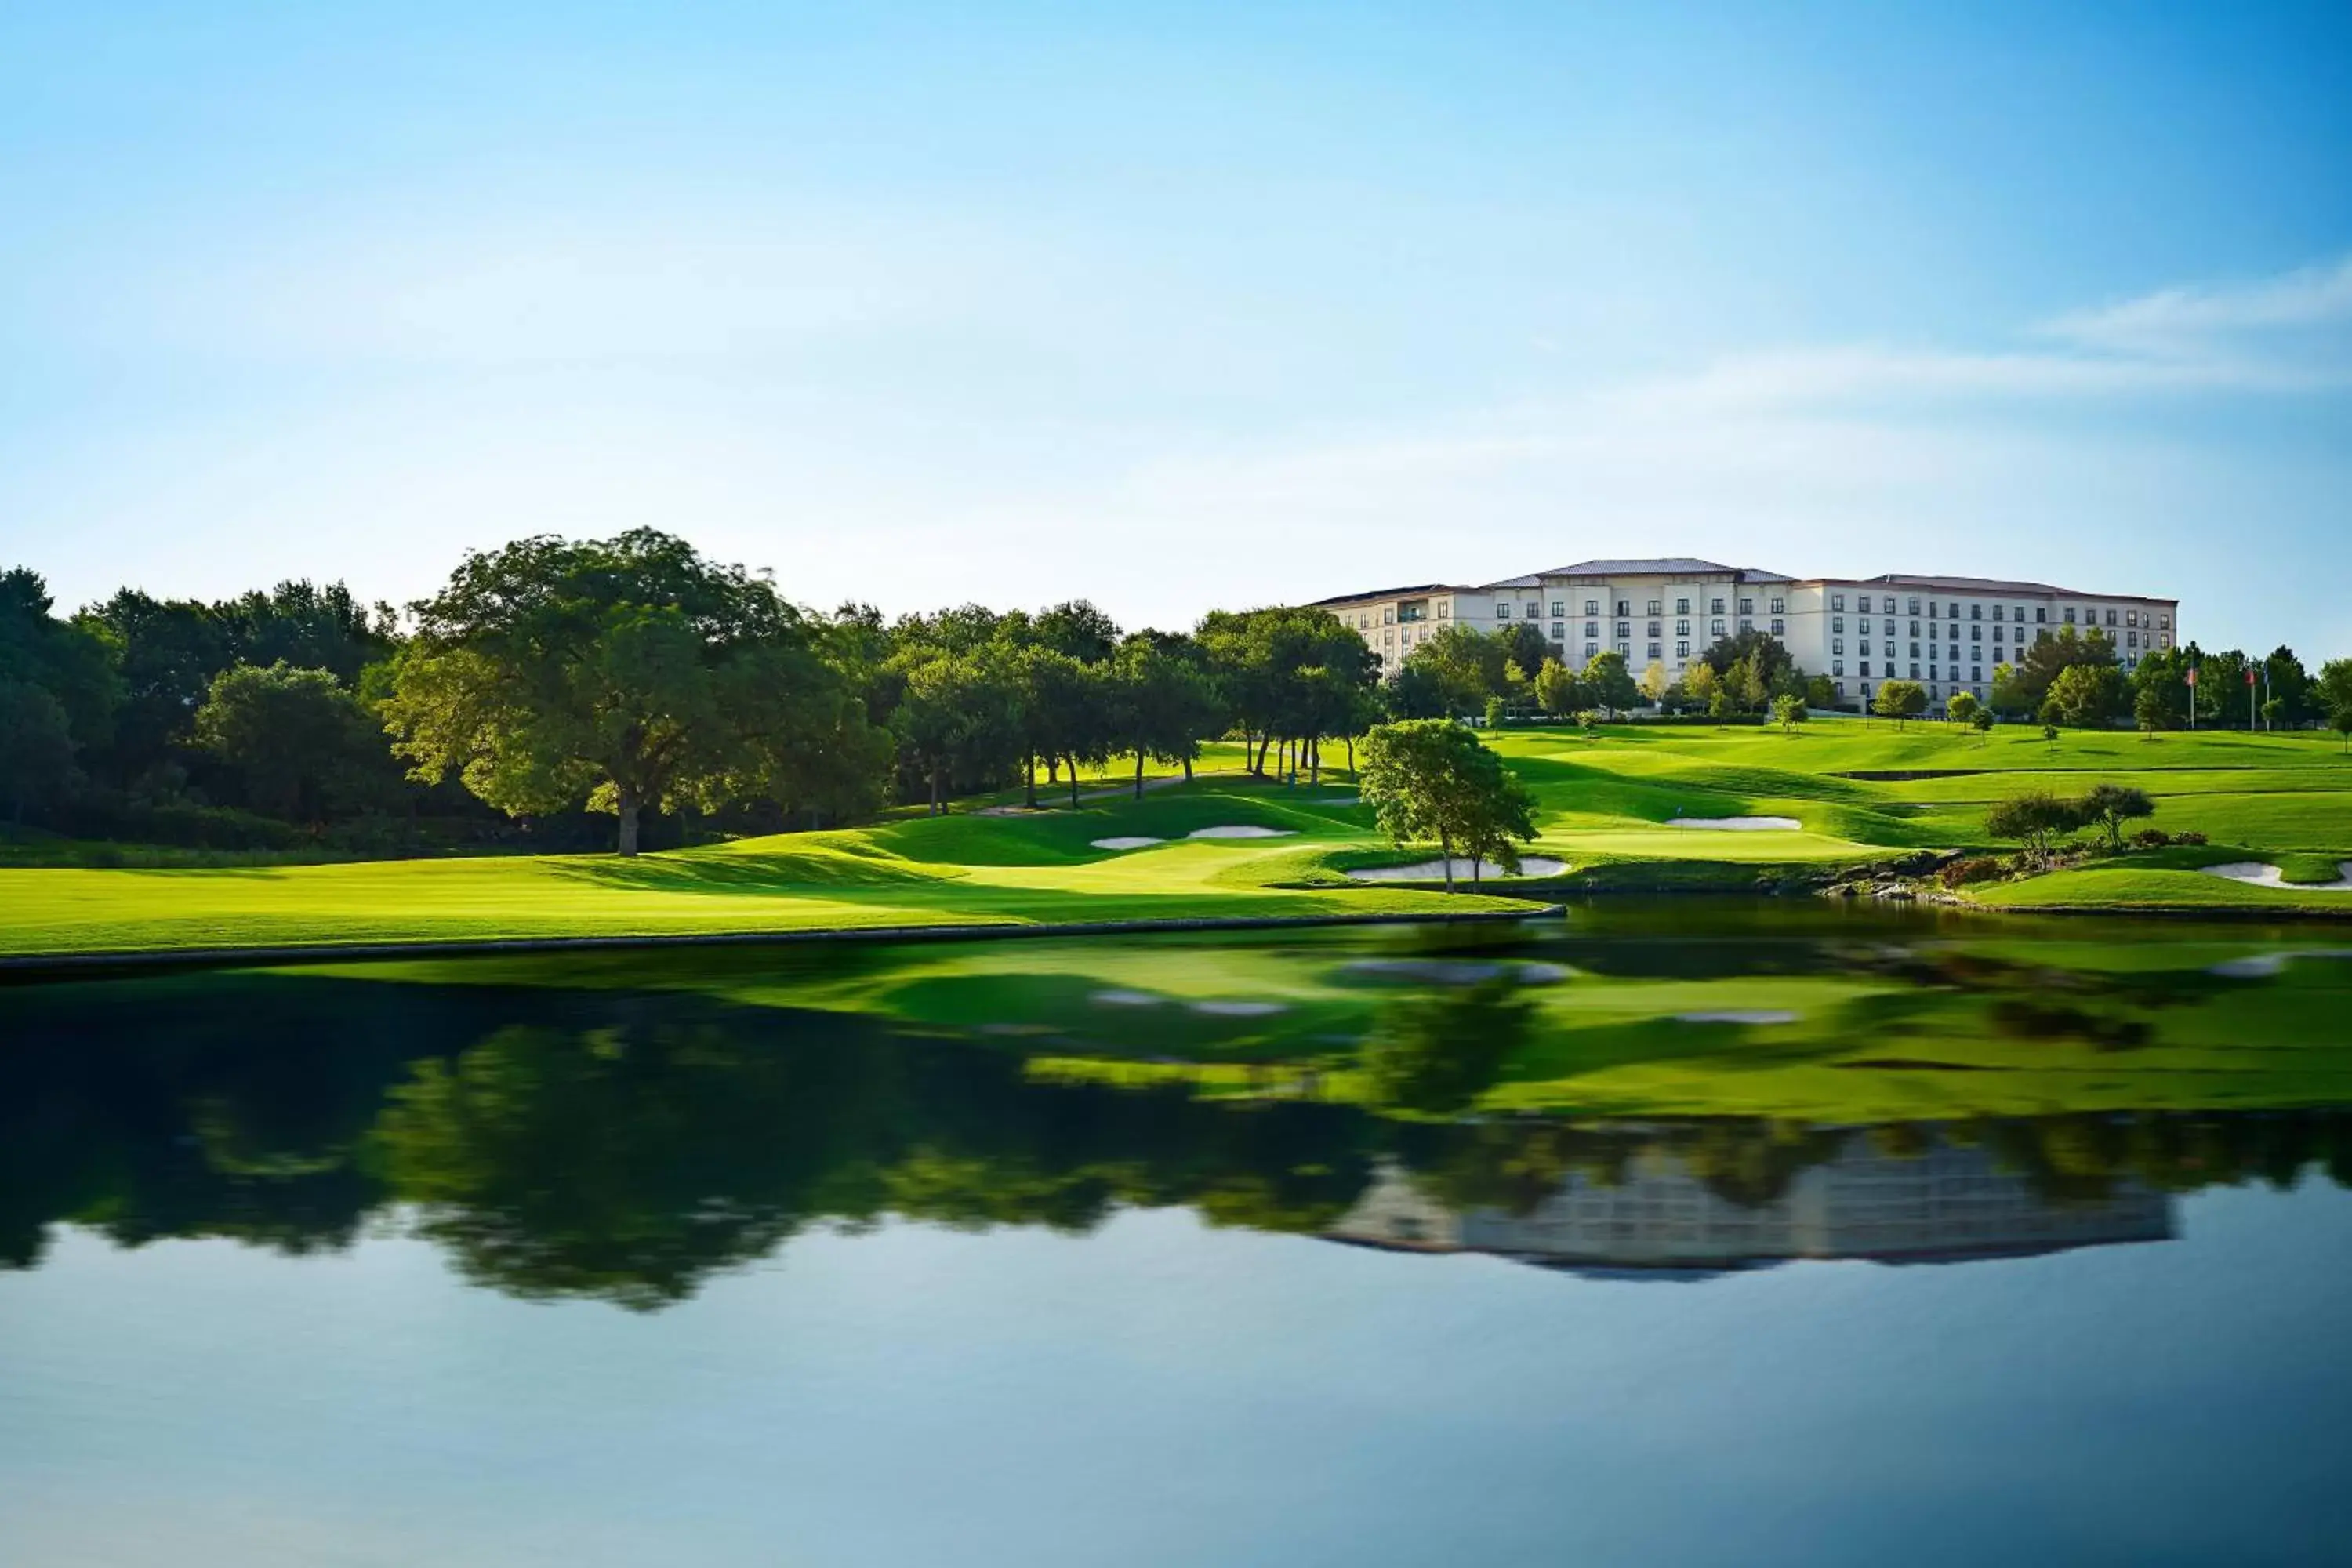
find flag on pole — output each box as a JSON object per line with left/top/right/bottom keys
{"left": 2186, "top": 665, "right": 2198, "bottom": 687}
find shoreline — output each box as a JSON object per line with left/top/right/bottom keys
{"left": 0, "top": 905, "right": 1566, "bottom": 982}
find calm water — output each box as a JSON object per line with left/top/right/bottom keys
{"left": 5, "top": 902, "right": 2350, "bottom": 1565}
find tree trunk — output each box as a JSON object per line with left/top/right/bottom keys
{"left": 1472, "top": 852, "right": 1482, "bottom": 886}
{"left": 1183, "top": 753, "right": 1194, "bottom": 781}
{"left": 1308, "top": 736, "right": 1320, "bottom": 786}
{"left": 1439, "top": 828, "right": 1455, "bottom": 894}
{"left": 616, "top": 789, "right": 641, "bottom": 856}
{"left": 1134, "top": 750, "right": 1146, "bottom": 798}
{"left": 1069, "top": 758, "right": 1080, "bottom": 808}
{"left": 1025, "top": 750, "right": 1037, "bottom": 809}
{"left": 930, "top": 769, "right": 943, "bottom": 815}
{"left": 1345, "top": 735, "right": 1356, "bottom": 773}
{"left": 1047, "top": 756, "right": 1060, "bottom": 784}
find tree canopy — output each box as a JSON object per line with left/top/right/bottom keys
{"left": 1358, "top": 720, "right": 1537, "bottom": 893}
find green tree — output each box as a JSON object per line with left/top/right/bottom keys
{"left": 1985, "top": 789, "right": 2090, "bottom": 869}
{"left": 1532, "top": 656, "right": 1582, "bottom": 719}
{"left": 1638, "top": 659, "right": 1671, "bottom": 708}
{"left": 1946, "top": 689, "right": 1981, "bottom": 727}
{"left": 1358, "top": 720, "right": 1537, "bottom": 894}
{"left": 2080, "top": 783, "right": 2155, "bottom": 848}
{"left": 1969, "top": 706, "right": 1995, "bottom": 744}
{"left": 1697, "top": 629, "right": 1795, "bottom": 688}
{"left": 2260, "top": 646, "right": 2310, "bottom": 726}
{"left": 2131, "top": 645, "right": 2193, "bottom": 730}
{"left": 2045, "top": 662, "right": 2126, "bottom": 728}
{"left": 1997, "top": 625, "right": 2118, "bottom": 716}
{"left": 1872, "top": 679, "right": 1928, "bottom": 729}
{"left": 0, "top": 681, "right": 75, "bottom": 822}
{"left": 1112, "top": 635, "right": 1222, "bottom": 797}
{"left": 2134, "top": 683, "right": 2170, "bottom": 738}
{"left": 193, "top": 662, "right": 390, "bottom": 823}
{"left": 2313, "top": 659, "right": 2352, "bottom": 751}
{"left": 382, "top": 531, "right": 869, "bottom": 854}
{"left": 0, "top": 568, "right": 118, "bottom": 756}
{"left": 1581, "top": 649, "right": 1638, "bottom": 715}
{"left": 1773, "top": 694, "right": 1808, "bottom": 735}
{"left": 893, "top": 652, "right": 1022, "bottom": 814}
{"left": 1495, "top": 622, "right": 1552, "bottom": 684}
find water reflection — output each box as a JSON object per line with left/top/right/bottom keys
{"left": 1333, "top": 1132, "right": 2173, "bottom": 1277}
{"left": 4, "top": 905, "right": 2350, "bottom": 1308}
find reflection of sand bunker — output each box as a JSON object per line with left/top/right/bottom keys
{"left": 1091, "top": 837, "right": 1164, "bottom": 850}
{"left": 1343, "top": 958, "right": 1571, "bottom": 985}
{"left": 1089, "top": 989, "right": 1287, "bottom": 1016}
{"left": 1346, "top": 856, "right": 1568, "bottom": 882}
{"left": 2199, "top": 861, "right": 2352, "bottom": 891}
{"left": 1676, "top": 1010, "right": 1799, "bottom": 1025}
{"left": 1186, "top": 825, "right": 1296, "bottom": 839}
{"left": 1668, "top": 816, "right": 1803, "bottom": 831}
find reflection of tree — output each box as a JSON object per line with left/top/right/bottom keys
{"left": 7, "top": 966, "right": 2351, "bottom": 1311}
{"left": 1363, "top": 981, "right": 1531, "bottom": 1116}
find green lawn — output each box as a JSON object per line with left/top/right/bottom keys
{"left": 5, "top": 718, "right": 2349, "bottom": 957}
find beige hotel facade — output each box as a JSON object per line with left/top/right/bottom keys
{"left": 1314, "top": 557, "right": 2180, "bottom": 710}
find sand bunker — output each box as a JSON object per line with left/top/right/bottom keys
{"left": 1676, "top": 1010, "right": 1800, "bottom": 1025}
{"left": 2199, "top": 861, "right": 2352, "bottom": 891}
{"left": 1186, "top": 826, "right": 1295, "bottom": 840}
{"left": 1345, "top": 856, "right": 1567, "bottom": 882}
{"left": 1668, "top": 816, "right": 1803, "bottom": 831}
{"left": 1090, "top": 836, "right": 1166, "bottom": 850}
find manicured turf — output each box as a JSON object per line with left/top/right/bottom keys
{"left": 4, "top": 717, "right": 2348, "bottom": 956}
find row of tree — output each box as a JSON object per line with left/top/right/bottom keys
{"left": 1982, "top": 624, "right": 2352, "bottom": 737}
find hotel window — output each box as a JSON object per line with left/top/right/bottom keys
{"left": 1711, "top": 597, "right": 1726, "bottom": 615}
{"left": 2159, "top": 614, "right": 2171, "bottom": 630}
{"left": 1647, "top": 600, "right": 1662, "bottom": 615}
{"left": 1675, "top": 597, "right": 1690, "bottom": 615}
{"left": 2129, "top": 630, "right": 2139, "bottom": 649}
{"left": 1738, "top": 619, "right": 1753, "bottom": 634}
{"left": 1832, "top": 661, "right": 1844, "bottom": 678}
{"left": 1907, "top": 597, "right": 1920, "bottom": 615}
{"left": 1770, "top": 597, "right": 1785, "bottom": 615}
{"left": 1946, "top": 603, "right": 1958, "bottom": 619}
{"left": 1616, "top": 641, "right": 1630, "bottom": 658}
{"left": 2036, "top": 607, "right": 2047, "bottom": 623}
{"left": 2064, "top": 607, "right": 2076, "bottom": 624}
{"left": 1859, "top": 618, "right": 1871, "bottom": 635}
{"left": 1927, "top": 601, "right": 1939, "bottom": 620}
{"left": 1494, "top": 602, "right": 1510, "bottom": 618}
{"left": 1616, "top": 600, "right": 1631, "bottom": 616}
{"left": 1910, "top": 662, "right": 1921, "bottom": 679}
{"left": 1860, "top": 661, "right": 1871, "bottom": 678}
{"left": 1710, "top": 618, "right": 1726, "bottom": 637}
{"left": 1833, "top": 637, "right": 1845, "bottom": 655}
{"left": 1552, "top": 620, "right": 1565, "bottom": 640}
{"left": 1991, "top": 604, "right": 2004, "bottom": 622}
{"left": 1947, "top": 644, "right": 1959, "bottom": 662}
{"left": 1908, "top": 620, "right": 1920, "bottom": 637}
{"left": 1584, "top": 621, "right": 1599, "bottom": 639}
{"left": 1615, "top": 621, "right": 1631, "bottom": 640}
{"left": 1526, "top": 603, "right": 1540, "bottom": 619}
{"left": 1970, "top": 604, "right": 1982, "bottom": 620}
{"left": 1436, "top": 602, "right": 1449, "bottom": 618}
{"left": 1738, "top": 598, "right": 1754, "bottom": 615}
{"left": 1770, "top": 619, "right": 1784, "bottom": 637}
{"left": 1381, "top": 607, "right": 1395, "bottom": 625}
{"left": 1382, "top": 630, "right": 1394, "bottom": 645}
{"left": 1675, "top": 640, "right": 1690, "bottom": 659}
{"left": 1994, "top": 626, "right": 2004, "bottom": 644}
{"left": 2126, "top": 609, "right": 2139, "bottom": 627}
{"left": 1875, "top": 597, "right": 1891, "bottom": 613}
{"left": 1646, "top": 642, "right": 1661, "bottom": 660}
{"left": 1834, "top": 681, "right": 1846, "bottom": 698}
{"left": 1832, "top": 616, "right": 1845, "bottom": 633}
{"left": 1971, "top": 666, "right": 1983, "bottom": 682}
{"left": 1584, "top": 642, "right": 1598, "bottom": 659}
{"left": 1882, "top": 641, "right": 1893, "bottom": 658}
{"left": 1675, "top": 619, "right": 1690, "bottom": 637}
{"left": 1584, "top": 600, "right": 1599, "bottom": 616}
{"left": 1646, "top": 620, "right": 1661, "bottom": 637}
{"left": 1971, "top": 625, "right": 1982, "bottom": 641}
{"left": 1909, "top": 641, "right": 1921, "bottom": 658}
{"left": 1551, "top": 601, "right": 1564, "bottom": 617}
{"left": 1831, "top": 593, "right": 1846, "bottom": 612}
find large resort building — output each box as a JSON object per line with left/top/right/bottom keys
{"left": 1313, "top": 557, "right": 2180, "bottom": 711}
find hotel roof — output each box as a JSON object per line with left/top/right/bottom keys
{"left": 1846, "top": 572, "right": 2177, "bottom": 604}
{"left": 1530, "top": 557, "right": 1794, "bottom": 582}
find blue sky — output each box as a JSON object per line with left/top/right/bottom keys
{"left": 2, "top": 2, "right": 2348, "bottom": 654}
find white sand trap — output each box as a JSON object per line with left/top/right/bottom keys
{"left": 2200, "top": 861, "right": 2352, "bottom": 891}
{"left": 1090, "top": 836, "right": 1166, "bottom": 850}
{"left": 1345, "top": 856, "right": 1568, "bottom": 883}
{"left": 1190, "top": 1000, "right": 1287, "bottom": 1017}
{"left": 1668, "top": 816, "right": 1803, "bottom": 831}
{"left": 1676, "top": 1010, "right": 1799, "bottom": 1025}
{"left": 1186, "top": 825, "right": 1295, "bottom": 840}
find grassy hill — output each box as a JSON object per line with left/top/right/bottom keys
{"left": 3, "top": 717, "right": 2348, "bottom": 958}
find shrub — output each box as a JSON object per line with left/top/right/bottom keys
{"left": 1938, "top": 855, "right": 2005, "bottom": 890}
{"left": 2176, "top": 830, "right": 2207, "bottom": 846}
{"left": 2130, "top": 828, "right": 2169, "bottom": 848}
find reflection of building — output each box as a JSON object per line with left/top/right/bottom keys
{"left": 1327, "top": 1137, "right": 2174, "bottom": 1277}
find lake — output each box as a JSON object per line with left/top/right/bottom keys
{"left": 5, "top": 901, "right": 2350, "bottom": 1565}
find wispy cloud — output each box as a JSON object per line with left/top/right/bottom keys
{"left": 1606, "top": 255, "right": 2352, "bottom": 414}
